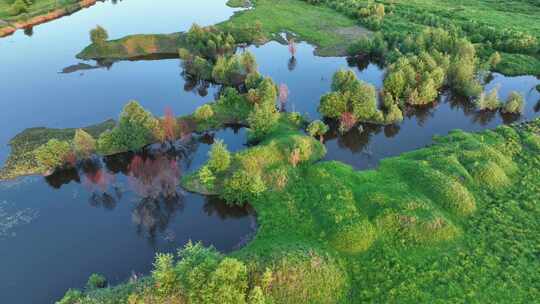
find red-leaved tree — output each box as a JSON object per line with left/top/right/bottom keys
{"left": 163, "top": 107, "right": 177, "bottom": 142}
{"left": 340, "top": 112, "right": 357, "bottom": 133}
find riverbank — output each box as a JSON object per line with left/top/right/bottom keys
{"left": 0, "top": 0, "right": 100, "bottom": 38}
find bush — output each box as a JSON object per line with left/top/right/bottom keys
{"left": 73, "top": 129, "right": 96, "bottom": 159}
{"left": 307, "top": 120, "right": 329, "bottom": 142}
{"left": 90, "top": 25, "right": 108, "bottom": 45}
{"left": 198, "top": 165, "right": 216, "bottom": 189}
{"left": 223, "top": 170, "right": 266, "bottom": 204}
{"left": 86, "top": 273, "right": 107, "bottom": 290}
{"left": 194, "top": 104, "right": 215, "bottom": 122}
{"left": 10, "top": 0, "right": 28, "bottom": 16}
{"left": 475, "top": 88, "right": 501, "bottom": 111}
{"left": 35, "top": 139, "right": 73, "bottom": 171}
{"left": 247, "top": 104, "right": 279, "bottom": 141}
{"left": 502, "top": 91, "right": 525, "bottom": 114}
{"left": 208, "top": 139, "right": 231, "bottom": 173}
{"left": 152, "top": 253, "right": 178, "bottom": 297}
{"left": 319, "top": 93, "right": 347, "bottom": 119}
{"left": 56, "top": 289, "right": 83, "bottom": 304}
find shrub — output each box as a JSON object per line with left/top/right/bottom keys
{"left": 502, "top": 91, "right": 525, "bottom": 114}
{"left": 194, "top": 104, "right": 215, "bottom": 122}
{"left": 319, "top": 92, "right": 347, "bottom": 119}
{"left": 97, "top": 101, "right": 159, "bottom": 154}
{"left": 56, "top": 289, "right": 83, "bottom": 304}
{"left": 10, "top": 0, "right": 28, "bottom": 16}
{"left": 385, "top": 104, "right": 404, "bottom": 124}
{"left": 475, "top": 88, "right": 501, "bottom": 111}
{"left": 152, "top": 253, "right": 178, "bottom": 297}
{"left": 73, "top": 129, "right": 96, "bottom": 159}
{"left": 35, "top": 139, "right": 73, "bottom": 171}
{"left": 86, "top": 273, "right": 107, "bottom": 290}
{"left": 199, "top": 165, "right": 216, "bottom": 189}
{"left": 206, "top": 258, "right": 249, "bottom": 304}
{"left": 90, "top": 25, "right": 108, "bottom": 45}
{"left": 307, "top": 120, "right": 329, "bottom": 142}
{"left": 208, "top": 139, "right": 231, "bottom": 173}
{"left": 248, "top": 286, "right": 266, "bottom": 304}
{"left": 176, "top": 242, "right": 222, "bottom": 303}
{"left": 247, "top": 103, "right": 279, "bottom": 141}
{"left": 223, "top": 170, "right": 266, "bottom": 204}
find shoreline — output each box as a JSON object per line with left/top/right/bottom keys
{"left": 0, "top": 0, "right": 99, "bottom": 38}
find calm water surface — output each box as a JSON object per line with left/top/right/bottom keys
{"left": 1, "top": 0, "right": 539, "bottom": 303}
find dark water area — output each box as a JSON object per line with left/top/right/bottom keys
{"left": 1, "top": 0, "right": 540, "bottom": 303}
{"left": 0, "top": 128, "right": 253, "bottom": 304}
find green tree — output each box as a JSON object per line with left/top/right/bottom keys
{"left": 247, "top": 103, "right": 279, "bottom": 141}
{"left": 85, "top": 273, "right": 107, "bottom": 290}
{"left": 208, "top": 139, "right": 231, "bottom": 173}
{"left": 332, "top": 69, "right": 357, "bottom": 92}
{"left": 194, "top": 104, "right": 215, "bottom": 122}
{"left": 307, "top": 120, "right": 329, "bottom": 142}
{"left": 318, "top": 92, "right": 347, "bottom": 118}
{"left": 73, "top": 129, "right": 96, "bottom": 159}
{"left": 90, "top": 25, "right": 108, "bottom": 45}
{"left": 35, "top": 139, "right": 72, "bottom": 172}
{"left": 384, "top": 70, "right": 406, "bottom": 99}
{"left": 199, "top": 165, "right": 216, "bottom": 189}
{"left": 503, "top": 91, "right": 525, "bottom": 114}
{"left": 152, "top": 253, "right": 178, "bottom": 297}
{"left": 56, "top": 289, "right": 83, "bottom": 304}
{"left": 206, "top": 258, "right": 249, "bottom": 304}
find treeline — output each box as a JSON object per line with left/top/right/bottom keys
{"left": 319, "top": 27, "right": 525, "bottom": 129}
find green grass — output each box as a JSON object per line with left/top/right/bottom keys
{"left": 376, "top": 0, "right": 540, "bottom": 75}
{"left": 219, "top": 0, "right": 370, "bottom": 56}
{"left": 226, "top": 0, "right": 251, "bottom": 8}
{"left": 70, "top": 116, "right": 540, "bottom": 303}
